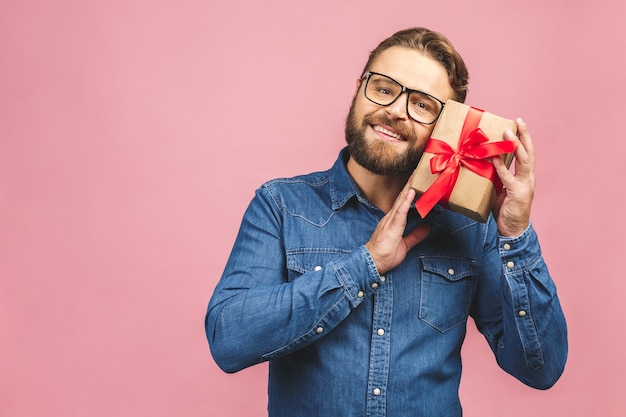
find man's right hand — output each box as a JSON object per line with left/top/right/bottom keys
{"left": 365, "top": 181, "right": 430, "bottom": 275}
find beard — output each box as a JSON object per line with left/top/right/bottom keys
{"left": 345, "top": 98, "right": 426, "bottom": 176}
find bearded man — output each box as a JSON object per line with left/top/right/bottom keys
{"left": 205, "top": 27, "right": 567, "bottom": 417}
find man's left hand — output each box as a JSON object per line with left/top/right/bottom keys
{"left": 492, "top": 118, "right": 535, "bottom": 237}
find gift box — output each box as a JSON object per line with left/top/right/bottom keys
{"left": 411, "top": 100, "right": 518, "bottom": 222}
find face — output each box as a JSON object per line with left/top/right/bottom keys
{"left": 346, "top": 46, "right": 456, "bottom": 176}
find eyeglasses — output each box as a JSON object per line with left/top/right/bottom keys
{"left": 361, "top": 71, "right": 446, "bottom": 125}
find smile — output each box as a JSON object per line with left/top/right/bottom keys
{"left": 372, "top": 125, "right": 406, "bottom": 142}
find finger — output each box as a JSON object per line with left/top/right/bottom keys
{"left": 512, "top": 119, "right": 535, "bottom": 173}
{"left": 515, "top": 118, "right": 535, "bottom": 155}
{"left": 387, "top": 177, "right": 417, "bottom": 216}
{"left": 387, "top": 188, "right": 416, "bottom": 236}
{"left": 403, "top": 223, "right": 430, "bottom": 250}
{"left": 397, "top": 174, "right": 417, "bottom": 202}
{"left": 395, "top": 188, "right": 416, "bottom": 218}
{"left": 504, "top": 127, "right": 527, "bottom": 163}
{"left": 493, "top": 155, "right": 515, "bottom": 186}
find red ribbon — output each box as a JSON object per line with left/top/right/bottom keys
{"left": 414, "top": 107, "right": 518, "bottom": 218}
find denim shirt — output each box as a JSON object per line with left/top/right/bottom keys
{"left": 206, "top": 148, "right": 567, "bottom": 417}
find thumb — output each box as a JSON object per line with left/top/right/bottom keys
{"left": 403, "top": 224, "right": 430, "bottom": 251}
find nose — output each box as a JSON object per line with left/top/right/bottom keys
{"left": 385, "top": 92, "right": 409, "bottom": 120}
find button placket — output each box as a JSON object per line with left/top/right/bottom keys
{"left": 365, "top": 273, "right": 392, "bottom": 415}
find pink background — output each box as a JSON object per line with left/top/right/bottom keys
{"left": 1, "top": 0, "right": 624, "bottom": 416}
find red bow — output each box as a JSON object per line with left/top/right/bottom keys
{"left": 415, "top": 107, "right": 518, "bottom": 218}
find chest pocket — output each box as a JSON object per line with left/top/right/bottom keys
{"left": 419, "top": 257, "right": 477, "bottom": 333}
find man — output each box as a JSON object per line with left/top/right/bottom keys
{"left": 205, "top": 27, "right": 567, "bottom": 416}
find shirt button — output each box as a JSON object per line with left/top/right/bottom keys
{"left": 371, "top": 282, "right": 379, "bottom": 289}
{"left": 373, "top": 388, "right": 381, "bottom": 396}
{"left": 503, "top": 243, "right": 511, "bottom": 251}
{"left": 448, "top": 268, "right": 455, "bottom": 275}
{"left": 518, "top": 310, "right": 527, "bottom": 317}
{"left": 507, "top": 261, "right": 515, "bottom": 269}
{"left": 314, "top": 265, "right": 322, "bottom": 271}
{"left": 316, "top": 326, "right": 324, "bottom": 334}
{"left": 357, "top": 291, "right": 364, "bottom": 298}
{"left": 380, "top": 275, "right": 386, "bottom": 282}
{"left": 377, "top": 328, "right": 385, "bottom": 336}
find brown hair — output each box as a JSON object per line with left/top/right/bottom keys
{"left": 362, "top": 27, "right": 469, "bottom": 102}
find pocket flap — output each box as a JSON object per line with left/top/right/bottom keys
{"left": 421, "top": 257, "right": 476, "bottom": 282}
{"left": 286, "top": 249, "right": 350, "bottom": 274}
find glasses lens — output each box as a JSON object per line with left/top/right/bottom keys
{"left": 407, "top": 91, "right": 443, "bottom": 124}
{"left": 365, "top": 74, "right": 402, "bottom": 106}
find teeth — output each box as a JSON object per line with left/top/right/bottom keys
{"left": 374, "top": 125, "right": 402, "bottom": 140}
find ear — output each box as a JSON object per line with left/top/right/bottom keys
{"left": 354, "top": 78, "right": 362, "bottom": 95}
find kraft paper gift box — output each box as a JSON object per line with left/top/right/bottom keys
{"left": 411, "top": 100, "right": 518, "bottom": 222}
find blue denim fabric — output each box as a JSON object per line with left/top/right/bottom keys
{"left": 206, "top": 148, "right": 567, "bottom": 417}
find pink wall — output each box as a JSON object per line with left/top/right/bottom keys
{"left": 1, "top": 0, "right": 624, "bottom": 415}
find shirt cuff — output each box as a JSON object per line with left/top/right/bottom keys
{"left": 498, "top": 222, "right": 543, "bottom": 268}
{"left": 330, "top": 245, "right": 384, "bottom": 308}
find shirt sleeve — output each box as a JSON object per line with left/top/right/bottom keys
{"left": 205, "top": 186, "right": 382, "bottom": 373}
{"left": 471, "top": 220, "right": 568, "bottom": 389}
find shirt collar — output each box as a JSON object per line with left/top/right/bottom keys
{"left": 329, "top": 147, "right": 361, "bottom": 211}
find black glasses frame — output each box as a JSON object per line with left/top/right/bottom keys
{"left": 361, "top": 71, "right": 446, "bottom": 125}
